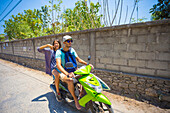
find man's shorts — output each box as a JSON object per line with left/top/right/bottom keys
{"left": 59, "top": 73, "right": 66, "bottom": 82}
{"left": 52, "top": 66, "right": 66, "bottom": 82}
{"left": 52, "top": 66, "right": 61, "bottom": 73}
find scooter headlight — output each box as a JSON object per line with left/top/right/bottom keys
{"left": 85, "top": 82, "right": 103, "bottom": 93}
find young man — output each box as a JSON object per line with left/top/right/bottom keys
{"left": 53, "top": 35, "right": 93, "bottom": 110}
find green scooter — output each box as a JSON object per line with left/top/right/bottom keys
{"left": 50, "top": 56, "right": 114, "bottom": 113}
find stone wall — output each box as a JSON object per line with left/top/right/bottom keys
{"left": 0, "top": 19, "right": 170, "bottom": 108}
{"left": 1, "top": 20, "right": 169, "bottom": 78}
{"left": 92, "top": 69, "right": 170, "bottom": 108}
{"left": 95, "top": 22, "right": 170, "bottom": 78}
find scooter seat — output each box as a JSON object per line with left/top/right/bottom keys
{"left": 59, "top": 80, "right": 78, "bottom": 90}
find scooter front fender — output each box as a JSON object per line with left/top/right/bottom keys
{"left": 79, "top": 94, "right": 94, "bottom": 107}
{"left": 93, "top": 93, "right": 111, "bottom": 105}
{"left": 79, "top": 93, "right": 111, "bottom": 107}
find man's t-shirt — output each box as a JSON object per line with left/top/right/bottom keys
{"left": 55, "top": 48, "right": 78, "bottom": 71}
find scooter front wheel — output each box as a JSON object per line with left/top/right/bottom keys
{"left": 90, "top": 101, "right": 114, "bottom": 113}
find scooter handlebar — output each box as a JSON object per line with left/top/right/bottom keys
{"left": 74, "top": 74, "right": 82, "bottom": 79}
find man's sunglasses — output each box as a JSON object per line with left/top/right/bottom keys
{"left": 66, "top": 40, "right": 73, "bottom": 43}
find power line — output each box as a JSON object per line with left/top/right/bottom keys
{"left": 0, "top": 0, "right": 22, "bottom": 22}
{"left": 0, "top": 0, "right": 14, "bottom": 16}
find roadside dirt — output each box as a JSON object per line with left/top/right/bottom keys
{"left": 104, "top": 91, "right": 170, "bottom": 113}
{"left": 0, "top": 59, "right": 169, "bottom": 113}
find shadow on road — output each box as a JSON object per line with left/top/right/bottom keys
{"left": 32, "top": 92, "right": 83, "bottom": 113}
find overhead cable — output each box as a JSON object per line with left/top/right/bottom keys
{"left": 0, "top": 0, "right": 14, "bottom": 16}
{"left": 0, "top": 0, "right": 22, "bottom": 22}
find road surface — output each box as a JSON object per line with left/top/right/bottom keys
{"left": 0, "top": 59, "right": 169, "bottom": 113}
{"left": 0, "top": 59, "right": 84, "bottom": 113}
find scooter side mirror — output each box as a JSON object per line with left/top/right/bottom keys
{"left": 88, "top": 56, "right": 91, "bottom": 61}
{"left": 87, "top": 56, "right": 91, "bottom": 65}
{"left": 65, "top": 62, "right": 74, "bottom": 68}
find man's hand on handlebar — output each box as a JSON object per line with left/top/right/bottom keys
{"left": 66, "top": 64, "right": 94, "bottom": 79}
{"left": 65, "top": 72, "right": 76, "bottom": 82}
{"left": 67, "top": 72, "right": 75, "bottom": 78}
{"left": 89, "top": 64, "right": 94, "bottom": 70}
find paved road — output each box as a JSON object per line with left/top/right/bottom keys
{"left": 0, "top": 59, "right": 169, "bottom": 113}
{"left": 0, "top": 59, "right": 84, "bottom": 113}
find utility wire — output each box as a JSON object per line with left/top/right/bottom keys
{"left": 0, "top": 0, "right": 14, "bottom": 17}
{"left": 0, "top": 0, "right": 22, "bottom": 22}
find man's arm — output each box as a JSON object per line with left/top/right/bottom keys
{"left": 76, "top": 56, "right": 88, "bottom": 65}
{"left": 56, "top": 58, "right": 69, "bottom": 76}
{"left": 76, "top": 56, "right": 94, "bottom": 69}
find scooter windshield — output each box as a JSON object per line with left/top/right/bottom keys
{"left": 74, "top": 65, "right": 91, "bottom": 75}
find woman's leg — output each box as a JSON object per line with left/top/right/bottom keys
{"left": 52, "top": 69, "right": 60, "bottom": 93}
{"left": 52, "top": 69, "right": 62, "bottom": 102}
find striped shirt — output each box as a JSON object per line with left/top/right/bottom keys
{"left": 37, "top": 47, "right": 58, "bottom": 75}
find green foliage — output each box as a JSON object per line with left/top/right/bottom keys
{"left": 62, "top": 1, "right": 103, "bottom": 32}
{"left": 150, "top": 0, "right": 170, "bottom": 20}
{"left": 3, "top": 0, "right": 103, "bottom": 40}
{"left": 131, "top": 17, "right": 147, "bottom": 23}
{"left": 0, "top": 34, "right": 5, "bottom": 42}
{"left": 3, "top": 8, "right": 48, "bottom": 40}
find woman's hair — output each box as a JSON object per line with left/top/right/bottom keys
{"left": 52, "top": 39, "right": 61, "bottom": 50}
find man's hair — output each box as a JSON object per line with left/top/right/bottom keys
{"left": 52, "top": 39, "right": 61, "bottom": 50}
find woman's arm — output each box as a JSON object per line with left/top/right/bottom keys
{"left": 37, "top": 44, "right": 53, "bottom": 54}
{"left": 39, "top": 44, "right": 53, "bottom": 50}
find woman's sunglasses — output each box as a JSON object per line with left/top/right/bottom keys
{"left": 66, "top": 40, "right": 73, "bottom": 43}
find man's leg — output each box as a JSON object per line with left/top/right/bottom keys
{"left": 79, "top": 85, "right": 85, "bottom": 98}
{"left": 52, "top": 69, "right": 62, "bottom": 102}
{"left": 63, "top": 77, "right": 81, "bottom": 110}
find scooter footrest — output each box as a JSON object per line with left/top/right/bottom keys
{"left": 50, "top": 84, "right": 56, "bottom": 93}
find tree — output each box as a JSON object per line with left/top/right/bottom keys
{"left": 3, "top": 9, "right": 45, "bottom": 40}
{"left": 131, "top": 17, "right": 147, "bottom": 23}
{"left": 48, "top": 0, "right": 63, "bottom": 34}
{"left": 62, "top": 1, "right": 103, "bottom": 32}
{"left": 2, "top": 0, "right": 106, "bottom": 40}
{"left": 150, "top": 0, "right": 170, "bottom": 20}
{"left": 0, "top": 34, "right": 5, "bottom": 42}
{"left": 3, "top": 0, "right": 63, "bottom": 40}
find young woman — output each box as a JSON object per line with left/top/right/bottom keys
{"left": 37, "top": 39, "right": 61, "bottom": 76}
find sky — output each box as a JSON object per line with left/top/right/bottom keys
{"left": 0, "top": 0, "right": 158, "bottom": 34}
